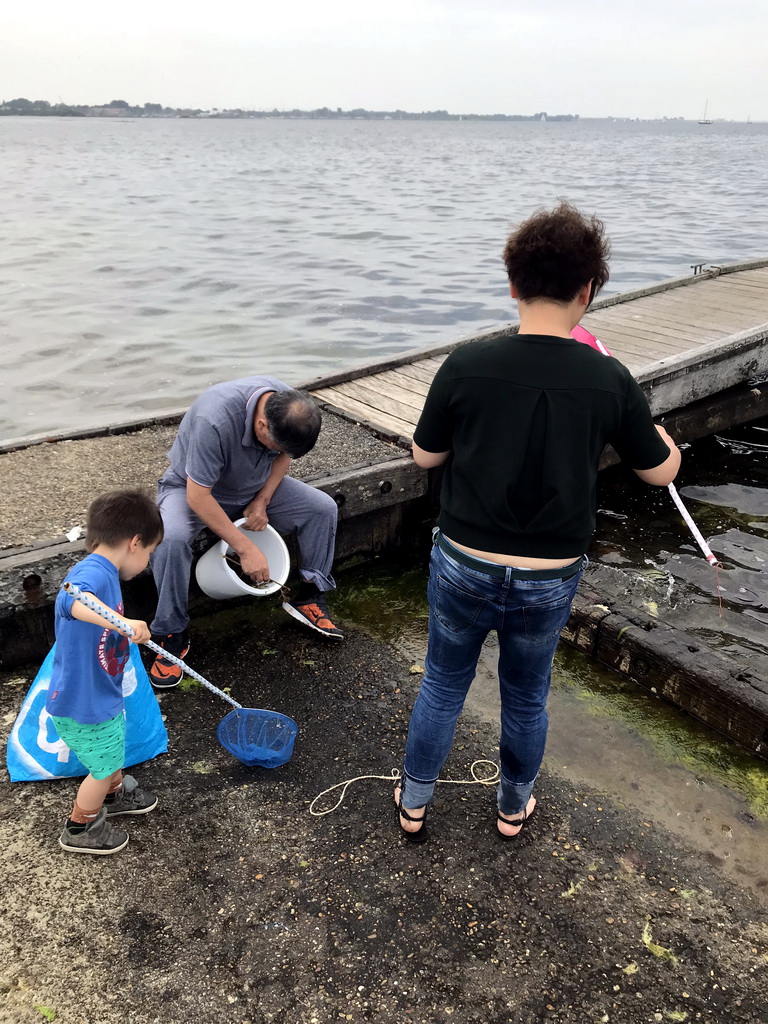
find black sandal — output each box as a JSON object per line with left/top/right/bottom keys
{"left": 394, "top": 783, "right": 429, "bottom": 844}
{"left": 496, "top": 800, "right": 537, "bottom": 841}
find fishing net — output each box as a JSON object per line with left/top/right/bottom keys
{"left": 62, "top": 584, "right": 299, "bottom": 770}
{"left": 216, "top": 708, "right": 298, "bottom": 768}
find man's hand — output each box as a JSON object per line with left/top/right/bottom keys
{"left": 239, "top": 542, "right": 270, "bottom": 583}
{"left": 122, "top": 619, "right": 152, "bottom": 645}
{"left": 243, "top": 496, "right": 269, "bottom": 532}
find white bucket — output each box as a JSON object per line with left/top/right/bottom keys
{"left": 195, "top": 519, "right": 290, "bottom": 600}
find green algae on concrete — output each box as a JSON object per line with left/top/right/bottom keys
{"left": 553, "top": 646, "right": 768, "bottom": 821}
{"left": 317, "top": 549, "right": 768, "bottom": 824}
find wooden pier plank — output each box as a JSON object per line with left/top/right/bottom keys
{"left": 315, "top": 386, "right": 416, "bottom": 437}
{"left": 608, "top": 300, "right": 758, "bottom": 334}
{"left": 341, "top": 374, "right": 429, "bottom": 412}
{"left": 392, "top": 362, "right": 444, "bottom": 385}
{"left": 594, "top": 325, "right": 715, "bottom": 356}
{"left": 378, "top": 368, "right": 431, "bottom": 398}
{"left": 310, "top": 263, "right": 768, "bottom": 444}
{"left": 589, "top": 325, "right": 692, "bottom": 358}
{"left": 589, "top": 307, "right": 725, "bottom": 343}
{"left": 593, "top": 308, "right": 726, "bottom": 341}
{"left": 333, "top": 378, "right": 424, "bottom": 420}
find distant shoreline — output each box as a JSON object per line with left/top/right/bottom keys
{"left": 2, "top": 100, "right": 754, "bottom": 122}
{"left": 2, "top": 99, "right": 582, "bottom": 121}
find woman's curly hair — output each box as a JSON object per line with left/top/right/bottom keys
{"left": 502, "top": 201, "right": 610, "bottom": 306}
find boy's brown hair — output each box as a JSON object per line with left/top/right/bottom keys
{"left": 86, "top": 490, "right": 164, "bottom": 551}
{"left": 502, "top": 201, "right": 610, "bottom": 306}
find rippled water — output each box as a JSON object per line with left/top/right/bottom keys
{"left": 593, "top": 418, "right": 768, "bottom": 677}
{"left": 2, "top": 116, "right": 768, "bottom": 441}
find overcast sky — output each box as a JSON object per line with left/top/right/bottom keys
{"left": 2, "top": 0, "right": 765, "bottom": 120}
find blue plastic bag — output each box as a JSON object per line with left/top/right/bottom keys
{"left": 5, "top": 643, "right": 168, "bottom": 782}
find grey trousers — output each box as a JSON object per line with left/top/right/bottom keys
{"left": 150, "top": 477, "right": 338, "bottom": 636}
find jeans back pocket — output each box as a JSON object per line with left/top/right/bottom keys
{"left": 432, "top": 572, "right": 488, "bottom": 634}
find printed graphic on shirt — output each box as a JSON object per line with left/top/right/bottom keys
{"left": 97, "top": 601, "right": 130, "bottom": 676}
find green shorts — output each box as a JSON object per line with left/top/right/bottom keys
{"left": 50, "top": 712, "right": 126, "bottom": 780}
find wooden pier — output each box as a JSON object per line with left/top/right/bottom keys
{"left": 2, "top": 258, "right": 768, "bottom": 756}
{"left": 308, "top": 259, "right": 768, "bottom": 441}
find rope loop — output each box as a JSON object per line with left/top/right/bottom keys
{"left": 308, "top": 759, "right": 500, "bottom": 817}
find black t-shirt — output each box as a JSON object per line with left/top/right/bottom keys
{"left": 413, "top": 334, "right": 671, "bottom": 558}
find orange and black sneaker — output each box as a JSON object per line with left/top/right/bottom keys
{"left": 149, "top": 632, "right": 191, "bottom": 689}
{"left": 282, "top": 595, "right": 344, "bottom": 641}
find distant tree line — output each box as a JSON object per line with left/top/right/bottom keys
{"left": 0, "top": 97, "right": 579, "bottom": 121}
{"left": 0, "top": 98, "right": 189, "bottom": 117}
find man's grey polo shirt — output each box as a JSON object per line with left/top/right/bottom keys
{"left": 159, "top": 376, "right": 289, "bottom": 507}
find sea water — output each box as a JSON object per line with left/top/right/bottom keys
{"left": 2, "top": 116, "right": 767, "bottom": 441}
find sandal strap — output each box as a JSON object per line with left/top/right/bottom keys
{"left": 497, "top": 809, "right": 526, "bottom": 826}
{"left": 398, "top": 796, "right": 427, "bottom": 824}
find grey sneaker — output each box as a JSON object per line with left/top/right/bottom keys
{"left": 104, "top": 775, "right": 158, "bottom": 816}
{"left": 59, "top": 807, "right": 129, "bottom": 856}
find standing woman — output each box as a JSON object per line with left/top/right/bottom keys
{"left": 396, "top": 203, "right": 680, "bottom": 842}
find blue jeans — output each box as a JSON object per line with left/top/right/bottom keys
{"left": 402, "top": 539, "right": 583, "bottom": 816}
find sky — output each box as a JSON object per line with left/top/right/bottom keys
{"left": 2, "top": 0, "right": 766, "bottom": 120}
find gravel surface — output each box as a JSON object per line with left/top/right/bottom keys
{"left": 1, "top": 605, "right": 766, "bottom": 1024}
{"left": 0, "top": 412, "right": 401, "bottom": 549}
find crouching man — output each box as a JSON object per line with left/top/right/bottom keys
{"left": 149, "top": 376, "right": 343, "bottom": 688}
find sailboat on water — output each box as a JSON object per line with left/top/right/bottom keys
{"left": 699, "top": 100, "right": 712, "bottom": 125}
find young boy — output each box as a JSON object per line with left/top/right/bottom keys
{"left": 396, "top": 202, "right": 681, "bottom": 842}
{"left": 47, "top": 490, "right": 164, "bottom": 855}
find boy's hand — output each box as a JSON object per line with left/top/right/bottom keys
{"left": 122, "top": 619, "right": 151, "bottom": 644}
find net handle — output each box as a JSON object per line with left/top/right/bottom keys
{"left": 666, "top": 483, "right": 718, "bottom": 565}
{"left": 62, "top": 582, "right": 242, "bottom": 710}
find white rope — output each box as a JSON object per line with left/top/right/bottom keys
{"left": 308, "top": 759, "right": 500, "bottom": 816}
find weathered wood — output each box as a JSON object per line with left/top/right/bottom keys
{"left": 564, "top": 589, "right": 768, "bottom": 759}
{"left": 658, "top": 381, "right": 768, "bottom": 441}
{"left": 638, "top": 324, "right": 768, "bottom": 415}
{"left": 332, "top": 505, "right": 408, "bottom": 562}
{"left": 561, "top": 589, "right": 611, "bottom": 656}
{"left": 593, "top": 310, "right": 723, "bottom": 343}
{"left": 309, "top": 457, "right": 427, "bottom": 520}
{"left": 313, "top": 387, "right": 416, "bottom": 438}
{"left": 597, "top": 381, "right": 768, "bottom": 469}
{"left": 592, "top": 326, "right": 691, "bottom": 358}
{"left": 585, "top": 258, "right": 768, "bottom": 312}
{"left": 599, "top": 309, "right": 724, "bottom": 336}
{"left": 588, "top": 308, "right": 710, "bottom": 341}
{"left": 336, "top": 377, "right": 425, "bottom": 416}
{"left": 376, "top": 368, "right": 430, "bottom": 397}
{"left": 392, "top": 361, "right": 447, "bottom": 385}
{"left": 613, "top": 299, "right": 753, "bottom": 334}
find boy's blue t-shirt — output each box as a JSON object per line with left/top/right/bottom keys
{"left": 45, "top": 553, "right": 130, "bottom": 724}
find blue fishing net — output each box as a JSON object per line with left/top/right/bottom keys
{"left": 216, "top": 708, "right": 298, "bottom": 768}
